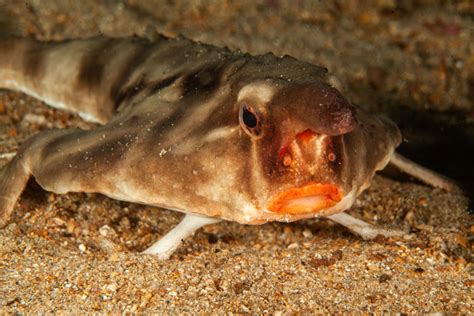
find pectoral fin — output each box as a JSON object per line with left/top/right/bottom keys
{"left": 327, "top": 212, "right": 404, "bottom": 240}
{"left": 389, "top": 152, "right": 459, "bottom": 192}
{"left": 142, "top": 214, "right": 221, "bottom": 259}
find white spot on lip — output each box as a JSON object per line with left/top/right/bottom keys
{"left": 237, "top": 82, "right": 275, "bottom": 104}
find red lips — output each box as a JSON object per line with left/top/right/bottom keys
{"left": 266, "top": 183, "right": 343, "bottom": 215}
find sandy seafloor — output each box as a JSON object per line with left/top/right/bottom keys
{"left": 0, "top": 0, "right": 473, "bottom": 313}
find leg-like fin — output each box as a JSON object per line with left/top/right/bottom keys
{"left": 389, "top": 152, "right": 458, "bottom": 192}
{"left": 142, "top": 214, "right": 221, "bottom": 259}
{"left": 0, "top": 153, "right": 32, "bottom": 227}
{"left": 327, "top": 212, "right": 404, "bottom": 240}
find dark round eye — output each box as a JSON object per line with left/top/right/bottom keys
{"left": 239, "top": 105, "right": 262, "bottom": 139}
{"left": 242, "top": 107, "right": 258, "bottom": 128}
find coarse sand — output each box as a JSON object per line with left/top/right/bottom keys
{"left": 0, "top": 0, "right": 472, "bottom": 313}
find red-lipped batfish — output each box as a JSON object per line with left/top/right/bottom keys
{"left": 0, "top": 32, "right": 456, "bottom": 259}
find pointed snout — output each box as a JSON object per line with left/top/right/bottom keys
{"left": 304, "top": 84, "right": 357, "bottom": 136}
{"left": 279, "top": 83, "right": 358, "bottom": 136}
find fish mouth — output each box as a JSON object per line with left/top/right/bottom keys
{"left": 266, "top": 183, "right": 343, "bottom": 215}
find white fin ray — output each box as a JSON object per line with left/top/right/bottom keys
{"left": 142, "top": 214, "right": 221, "bottom": 259}
{"left": 327, "top": 212, "right": 404, "bottom": 240}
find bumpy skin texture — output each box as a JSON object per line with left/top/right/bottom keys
{"left": 0, "top": 35, "right": 401, "bottom": 227}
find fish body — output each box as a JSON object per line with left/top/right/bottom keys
{"left": 0, "top": 34, "right": 451, "bottom": 258}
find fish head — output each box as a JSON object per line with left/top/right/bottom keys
{"left": 217, "top": 56, "right": 402, "bottom": 223}
{"left": 127, "top": 54, "right": 400, "bottom": 224}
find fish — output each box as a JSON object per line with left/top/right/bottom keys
{"left": 0, "top": 32, "right": 457, "bottom": 259}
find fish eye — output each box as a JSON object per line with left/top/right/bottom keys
{"left": 239, "top": 104, "right": 262, "bottom": 139}
{"left": 243, "top": 107, "right": 257, "bottom": 128}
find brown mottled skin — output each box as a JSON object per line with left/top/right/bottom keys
{"left": 0, "top": 34, "right": 401, "bottom": 228}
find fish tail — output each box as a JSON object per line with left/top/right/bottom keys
{"left": 0, "top": 6, "right": 120, "bottom": 125}
{"left": 0, "top": 33, "right": 157, "bottom": 124}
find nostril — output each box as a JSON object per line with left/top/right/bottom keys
{"left": 282, "top": 154, "right": 292, "bottom": 166}
{"left": 328, "top": 152, "right": 336, "bottom": 162}
{"left": 278, "top": 146, "right": 293, "bottom": 167}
